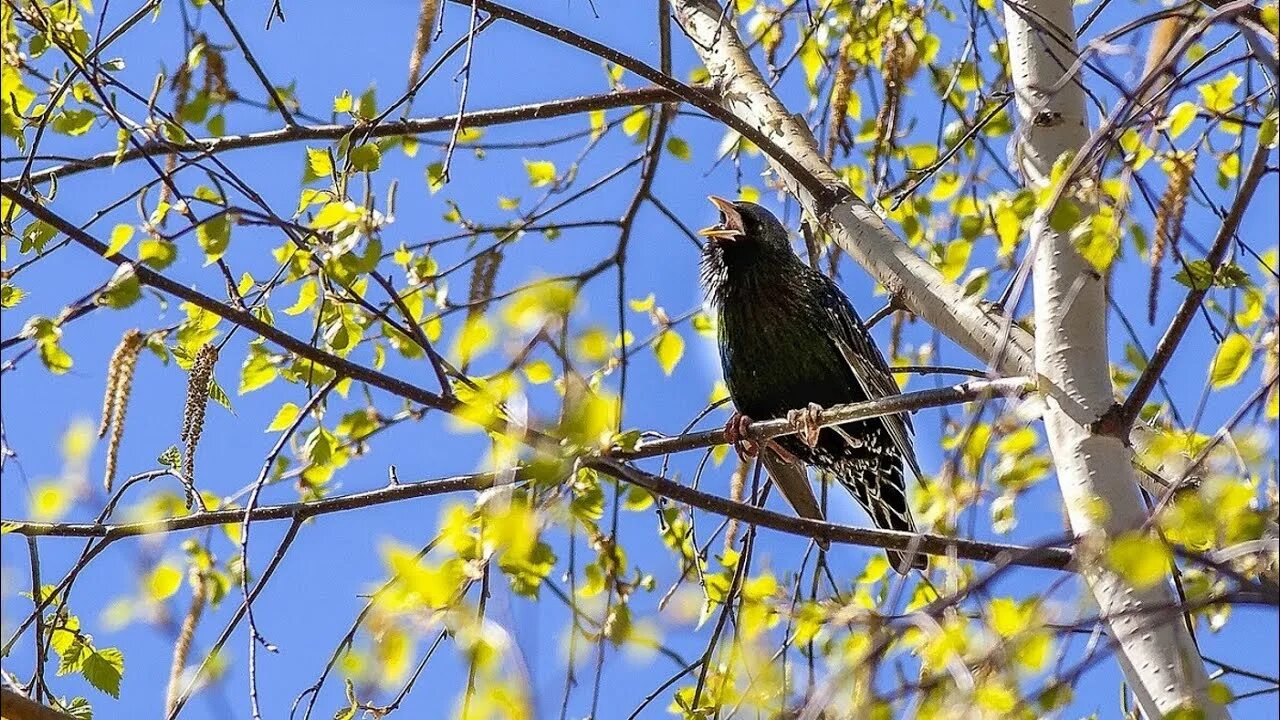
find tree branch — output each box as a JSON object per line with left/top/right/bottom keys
{"left": 0, "top": 187, "right": 567, "bottom": 454}
{"left": 0, "top": 457, "right": 1072, "bottom": 571}
{"left": 0, "top": 688, "right": 77, "bottom": 720}
{"left": 3, "top": 88, "right": 677, "bottom": 186}
{"left": 619, "top": 376, "right": 1033, "bottom": 459}
{"left": 587, "top": 457, "right": 1073, "bottom": 570}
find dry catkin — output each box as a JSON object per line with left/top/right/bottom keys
{"left": 165, "top": 568, "right": 207, "bottom": 717}
{"left": 825, "top": 37, "right": 854, "bottom": 162}
{"left": 181, "top": 343, "right": 219, "bottom": 483}
{"left": 1149, "top": 153, "right": 1194, "bottom": 324}
{"left": 158, "top": 48, "right": 194, "bottom": 214}
{"left": 100, "top": 329, "right": 144, "bottom": 492}
{"left": 724, "top": 456, "right": 750, "bottom": 553}
{"left": 405, "top": 0, "right": 442, "bottom": 95}
{"left": 873, "top": 33, "right": 908, "bottom": 178}
{"left": 467, "top": 248, "right": 503, "bottom": 313}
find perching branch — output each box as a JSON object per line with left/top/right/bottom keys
{"left": 619, "top": 376, "right": 1033, "bottom": 459}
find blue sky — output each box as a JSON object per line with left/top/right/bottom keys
{"left": 2, "top": 0, "right": 1277, "bottom": 718}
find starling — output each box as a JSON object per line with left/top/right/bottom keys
{"left": 699, "top": 196, "right": 926, "bottom": 573}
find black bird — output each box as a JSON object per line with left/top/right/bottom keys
{"left": 699, "top": 196, "right": 926, "bottom": 573}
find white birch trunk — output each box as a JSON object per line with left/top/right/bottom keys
{"left": 670, "top": 0, "right": 1225, "bottom": 715}
{"left": 1001, "top": 1, "right": 1224, "bottom": 716}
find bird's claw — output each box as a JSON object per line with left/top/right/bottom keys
{"left": 724, "top": 412, "right": 759, "bottom": 458}
{"left": 787, "top": 402, "right": 824, "bottom": 448}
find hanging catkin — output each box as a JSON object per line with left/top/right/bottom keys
{"left": 180, "top": 343, "right": 219, "bottom": 483}
{"left": 99, "top": 329, "right": 144, "bottom": 492}
{"left": 1149, "top": 153, "right": 1194, "bottom": 324}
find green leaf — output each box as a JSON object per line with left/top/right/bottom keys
{"left": 82, "top": 648, "right": 124, "bottom": 698}
{"left": 196, "top": 213, "right": 231, "bottom": 264}
{"left": 284, "top": 279, "right": 318, "bottom": 316}
{"left": 39, "top": 339, "right": 73, "bottom": 375}
{"left": 305, "top": 147, "right": 333, "bottom": 179}
{"left": 21, "top": 220, "right": 58, "bottom": 254}
{"left": 522, "top": 360, "right": 554, "bottom": 384}
{"left": 1163, "top": 101, "right": 1198, "bottom": 138}
{"left": 349, "top": 143, "right": 381, "bottom": 172}
{"left": 333, "top": 90, "right": 353, "bottom": 114}
{"left": 426, "top": 162, "right": 447, "bottom": 193}
{"left": 138, "top": 238, "right": 177, "bottom": 269}
{"left": 208, "top": 377, "right": 234, "bottom": 413}
{"left": 0, "top": 284, "right": 24, "bottom": 308}
{"left": 52, "top": 108, "right": 96, "bottom": 136}
{"left": 1208, "top": 333, "right": 1252, "bottom": 389}
{"left": 158, "top": 446, "right": 181, "bottom": 469}
{"left": 666, "top": 137, "right": 691, "bottom": 161}
{"left": 145, "top": 564, "right": 182, "bottom": 601}
{"left": 653, "top": 330, "right": 684, "bottom": 376}
{"left": 99, "top": 264, "right": 142, "bottom": 309}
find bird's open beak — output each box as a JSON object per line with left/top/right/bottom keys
{"left": 698, "top": 195, "right": 745, "bottom": 241}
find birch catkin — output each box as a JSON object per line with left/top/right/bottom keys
{"left": 181, "top": 343, "right": 219, "bottom": 483}
{"left": 100, "top": 329, "right": 145, "bottom": 491}
{"left": 1150, "top": 153, "right": 1194, "bottom": 323}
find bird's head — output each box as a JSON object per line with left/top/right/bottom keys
{"left": 699, "top": 196, "right": 801, "bottom": 302}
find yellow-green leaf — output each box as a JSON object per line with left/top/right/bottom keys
{"left": 284, "top": 279, "right": 318, "bottom": 316}
{"left": 1106, "top": 533, "right": 1170, "bottom": 588}
{"left": 105, "top": 224, "right": 134, "bottom": 257}
{"left": 522, "top": 360, "right": 554, "bottom": 384}
{"left": 1163, "top": 101, "right": 1198, "bottom": 138}
{"left": 306, "top": 147, "right": 333, "bottom": 178}
{"left": 524, "top": 160, "right": 557, "bottom": 188}
{"left": 30, "top": 482, "right": 71, "bottom": 521}
{"left": 196, "top": 213, "right": 231, "bottom": 264}
{"left": 1209, "top": 333, "right": 1252, "bottom": 389}
{"left": 145, "top": 564, "right": 183, "bottom": 601}
{"left": 653, "top": 330, "right": 684, "bottom": 376}
{"left": 267, "top": 402, "right": 301, "bottom": 431}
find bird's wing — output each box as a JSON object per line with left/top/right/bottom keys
{"left": 816, "top": 280, "right": 923, "bottom": 480}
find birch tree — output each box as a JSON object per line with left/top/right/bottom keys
{"left": 1, "top": 1, "right": 1276, "bottom": 718}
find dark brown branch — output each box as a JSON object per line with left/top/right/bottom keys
{"left": 0, "top": 187, "right": 565, "bottom": 453}
{"left": 443, "top": 0, "right": 845, "bottom": 208}
{"left": 4, "top": 88, "right": 678, "bottom": 186}
{"left": 586, "top": 458, "right": 1073, "bottom": 570}
{"left": 0, "top": 459, "right": 1072, "bottom": 571}
{"left": 1116, "top": 140, "right": 1271, "bottom": 429}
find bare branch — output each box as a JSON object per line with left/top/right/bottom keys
{"left": 5, "top": 88, "right": 678, "bottom": 186}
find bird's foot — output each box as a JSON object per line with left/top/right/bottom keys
{"left": 786, "top": 402, "right": 825, "bottom": 449}
{"left": 724, "top": 412, "right": 759, "bottom": 458}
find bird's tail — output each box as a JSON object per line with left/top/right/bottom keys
{"left": 837, "top": 459, "right": 927, "bottom": 574}
{"left": 869, "top": 496, "right": 928, "bottom": 574}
